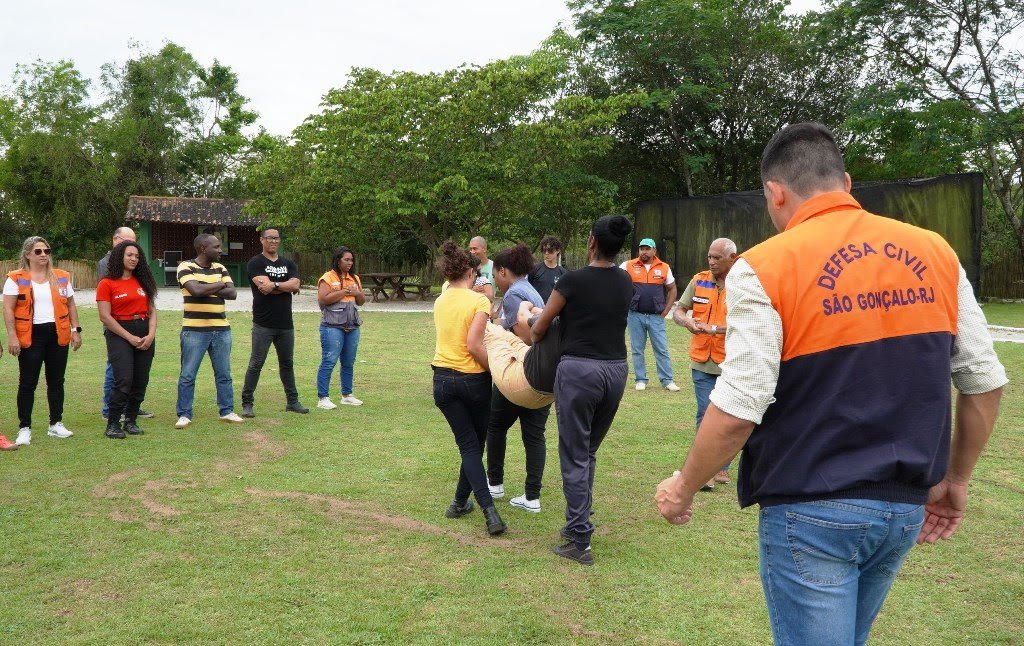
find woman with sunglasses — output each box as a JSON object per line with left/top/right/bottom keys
{"left": 2, "top": 237, "right": 83, "bottom": 446}
{"left": 97, "top": 241, "right": 158, "bottom": 439}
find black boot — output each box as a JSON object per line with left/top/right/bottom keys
{"left": 105, "top": 420, "right": 126, "bottom": 439}
{"left": 482, "top": 506, "right": 506, "bottom": 536}
{"left": 445, "top": 499, "right": 474, "bottom": 518}
{"left": 122, "top": 420, "right": 144, "bottom": 436}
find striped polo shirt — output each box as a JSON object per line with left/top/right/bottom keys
{"left": 177, "top": 260, "right": 231, "bottom": 330}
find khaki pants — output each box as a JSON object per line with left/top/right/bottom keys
{"left": 483, "top": 323, "right": 554, "bottom": 410}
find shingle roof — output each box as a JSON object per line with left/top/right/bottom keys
{"left": 125, "top": 196, "right": 258, "bottom": 226}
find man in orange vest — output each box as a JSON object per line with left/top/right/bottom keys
{"left": 672, "top": 238, "right": 737, "bottom": 491}
{"left": 620, "top": 238, "right": 679, "bottom": 391}
{"left": 656, "top": 122, "right": 1007, "bottom": 644}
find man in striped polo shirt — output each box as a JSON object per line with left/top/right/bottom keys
{"left": 175, "top": 234, "right": 245, "bottom": 428}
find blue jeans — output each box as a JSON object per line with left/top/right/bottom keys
{"left": 177, "top": 328, "right": 235, "bottom": 418}
{"left": 627, "top": 311, "right": 673, "bottom": 385}
{"left": 759, "top": 499, "right": 925, "bottom": 646}
{"left": 692, "top": 368, "right": 729, "bottom": 471}
{"left": 101, "top": 361, "right": 114, "bottom": 417}
{"left": 317, "top": 324, "right": 361, "bottom": 397}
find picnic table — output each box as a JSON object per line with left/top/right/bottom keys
{"left": 361, "top": 272, "right": 433, "bottom": 302}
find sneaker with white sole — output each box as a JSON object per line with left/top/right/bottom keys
{"left": 175, "top": 416, "right": 191, "bottom": 429}
{"left": 488, "top": 481, "right": 505, "bottom": 499}
{"left": 340, "top": 395, "right": 363, "bottom": 406}
{"left": 510, "top": 495, "right": 540, "bottom": 513}
{"left": 635, "top": 382, "right": 647, "bottom": 391}
{"left": 47, "top": 421, "right": 73, "bottom": 438}
{"left": 317, "top": 397, "right": 338, "bottom": 410}
{"left": 664, "top": 382, "right": 681, "bottom": 392}
{"left": 220, "top": 412, "right": 245, "bottom": 423}
{"left": 15, "top": 427, "right": 31, "bottom": 446}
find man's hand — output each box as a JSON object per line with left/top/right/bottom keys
{"left": 673, "top": 308, "right": 702, "bottom": 334}
{"left": 917, "top": 478, "right": 968, "bottom": 544}
{"left": 257, "top": 279, "right": 275, "bottom": 295}
{"left": 655, "top": 471, "right": 695, "bottom": 525}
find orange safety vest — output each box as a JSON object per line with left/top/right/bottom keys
{"left": 688, "top": 270, "right": 726, "bottom": 364}
{"left": 624, "top": 256, "right": 672, "bottom": 314}
{"left": 736, "top": 191, "right": 960, "bottom": 508}
{"left": 8, "top": 269, "right": 73, "bottom": 348}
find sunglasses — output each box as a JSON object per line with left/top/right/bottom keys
{"left": 33, "top": 248, "right": 52, "bottom": 256}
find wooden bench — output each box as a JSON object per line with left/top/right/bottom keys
{"left": 400, "top": 282, "right": 433, "bottom": 300}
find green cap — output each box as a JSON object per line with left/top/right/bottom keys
{"left": 639, "top": 238, "right": 656, "bottom": 248}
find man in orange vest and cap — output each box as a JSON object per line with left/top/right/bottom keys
{"left": 672, "top": 237, "right": 737, "bottom": 491}
{"left": 656, "top": 122, "right": 1007, "bottom": 644}
{"left": 620, "top": 238, "right": 679, "bottom": 391}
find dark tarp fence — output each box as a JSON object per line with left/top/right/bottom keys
{"left": 633, "top": 173, "right": 983, "bottom": 295}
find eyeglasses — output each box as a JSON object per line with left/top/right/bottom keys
{"left": 262, "top": 236, "right": 280, "bottom": 241}
{"left": 33, "top": 248, "right": 52, "bottom": 256}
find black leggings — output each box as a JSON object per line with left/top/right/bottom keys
{"left": 17, "top": 323, "right": 69, "bottom": 429}
{"left": 105, "top": 319, "right": 156, "bottom": 424}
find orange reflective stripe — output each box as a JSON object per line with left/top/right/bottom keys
{"left": 742, "top": 193, "right": 959, "bottom": 362}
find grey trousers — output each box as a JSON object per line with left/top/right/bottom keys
{"left": 555, "top": 355, "right": 627, "bottom": 546}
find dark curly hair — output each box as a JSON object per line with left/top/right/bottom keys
{"left": 539, "top": 236, "right": 562, "bottom": 253}
{"left": 591, "top": 215, "right": 633, "bottom": 260}
{"left": 107, "top": 241, "right": 157, "bottom": 302}
{"left": 493, "top": 243, "right": 535, "bottom": 277}
{"left": 438, "top": 241, "right": 476, "bottom": 282}
{"left": 331, "top": 246, "right": 356, "bottom": 276}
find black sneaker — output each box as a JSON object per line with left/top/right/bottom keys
{"left": 285, "top": 401, "right": 309, "bottom": 414}
{"left": 122, "top": 421, "right": 144, "bottom": 436}
{"left": 105, "top": 422, "right": 126, "bottom": 440}
{"left": 445, "top": 499, "right": 474, "bottom": 518}
{"left": 553, "top": 541, "right": 594, "bottom": 565}
{"left": 137, "top": 408, "right": 155, "bottom": 419}
{"left": 241, "top": 404, "right": 256, "bottom": 418}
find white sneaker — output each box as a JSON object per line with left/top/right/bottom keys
{"left": 15, "top": 427, "right": 31, "bottom": 446}
{"left": 510, "top": 495, "right": 540, "bottom": 513}
{"left": 317, "top": 397, "right": 338, "bottom": 410}
{"left": 340, "top": 395, "right": 363, "bottom": 406}
{"left": 635, "top": 382, "right": 647, "bottom": 391}
{"left": 47, "top": 422, "right": 73, "bottom": 438}
{"left": 220, "top": 412, "right": 245, "bottom": 423}
{"left": 175, "top": 416, "right": 191, "bottom": 429}
{"left": 664, "top": 382, "right": 681, "bottom": 392}
{"left": 488, "top": 481, "right": 505, "bottom": 499}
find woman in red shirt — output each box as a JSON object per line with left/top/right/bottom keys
{"left": 96, "top": 241, "right": 158, "bottom": 439}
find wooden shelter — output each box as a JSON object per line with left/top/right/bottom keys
{"left": 125, "top": 196, "right": 263, "bottom": 286}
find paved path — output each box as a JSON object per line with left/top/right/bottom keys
{"left": 72, "top": 288, "right": 1024, "bottom": 341}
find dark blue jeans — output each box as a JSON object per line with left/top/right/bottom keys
{"left": 432, "top": 367, "right": 494, "bottom": 509}
{"left": 177, "top": 328, "right": 234, "bottom": 418}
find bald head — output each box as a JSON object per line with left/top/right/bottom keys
{"left": 469, "top": 236, "right": 488, "bottom": 262}
{"left": 708, "top": 238, "right": 738, "bottom": 280}
{"left": 112, "top": 227, "right": 136, "bottom": 247}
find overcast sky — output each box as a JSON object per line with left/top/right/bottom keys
{"left": 1, "top": 0, "right": 823, "bottom": 136}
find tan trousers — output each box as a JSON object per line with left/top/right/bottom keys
{"left": 483, "top": 323, "right": 554, "bottom": 410}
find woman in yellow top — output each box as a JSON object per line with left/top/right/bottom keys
{"left": 432, "top": 241, "right": 506, "bottom": 536}
{"left": 316, "top": 246, "right": 366, "bottom": 409}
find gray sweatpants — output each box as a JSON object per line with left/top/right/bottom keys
{"left": 555, "top": 355, "right": 628, "bottom": 547}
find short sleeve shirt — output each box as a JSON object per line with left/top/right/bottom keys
{"left": 500, "top": 278, "right": 544, "bottom": 331}
{"left": 247, "top": 254, "right": 300, "bottom": 329}
{"left": 177, "top": 260, "right": 231, "bottom": 329}
{"left": 554, "top": 266, "right": 633, "bottom": 360}
{"left": 432, "top": 287, "right": 491, "bottom": 373}
{"left": 3, "top": 277, "right": 75, "bottom": 324}
{"left": 96, "top": 275, "right": 149, "bottom": 319}
{"left": 478, "top": 260, "right": 495, "bottom": 287}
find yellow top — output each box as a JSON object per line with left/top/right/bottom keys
{"left": 432, "top": 287, "right": 490, "bottom": 373}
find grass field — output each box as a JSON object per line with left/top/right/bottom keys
{"left": 980, "top": 301, "right": 1024, "bottom": 328}
{"left": 1, "top": 309, "right": 1021, "bottom": 644}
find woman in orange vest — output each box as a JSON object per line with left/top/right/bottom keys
{"left": 2, "top": 236, "right": 83, "bottom": 447}
{"left": 315, "top": 246, "right": 366, "bottom": 409}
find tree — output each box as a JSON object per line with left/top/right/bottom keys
{"left": 570, "top": 0, "right": 865, "bottom": 201}
{"left": 843, "top": 0, "right": 1024, "bottom": 257}
{"left": 246, "top": 40, "right": 639, "bottom": 260}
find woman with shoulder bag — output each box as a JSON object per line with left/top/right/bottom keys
{"left": 316, "top": 246, "right": 365, "bottom": 409}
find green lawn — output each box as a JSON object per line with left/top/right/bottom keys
{"left": 981, "top": 301, "right": 1024, "bottom": 328}
{"left": 1, "top": 310, "right": 1021, "bottom": 644}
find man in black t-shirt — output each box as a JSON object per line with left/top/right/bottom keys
{"left": 241, "top": 228, "right": 308, "bottom": 417}
{"left": 527, "top": 235, "right": 567, "bottom": 303}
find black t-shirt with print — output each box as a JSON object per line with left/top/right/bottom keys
{"left": 528, "top": 263, "right": 567, "bottom": 303}
{"left": 247, "top": 254, "right": 300, "bottom": 329}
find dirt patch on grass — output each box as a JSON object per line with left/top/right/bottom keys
{"left": 246, "top": 488, "right": 520, "bottom": 550}
{"left": 92, "top": 468, "right": 145, "bottom": 499}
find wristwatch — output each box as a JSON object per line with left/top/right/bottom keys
{"left": 72, "top": 326, "right": 82, "bottom": 333}
{"left": 710, "top": 325, "right": 718, "bottom": 335}
{"left": 273, "top": 281, "right": 280, "bottom": 290}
